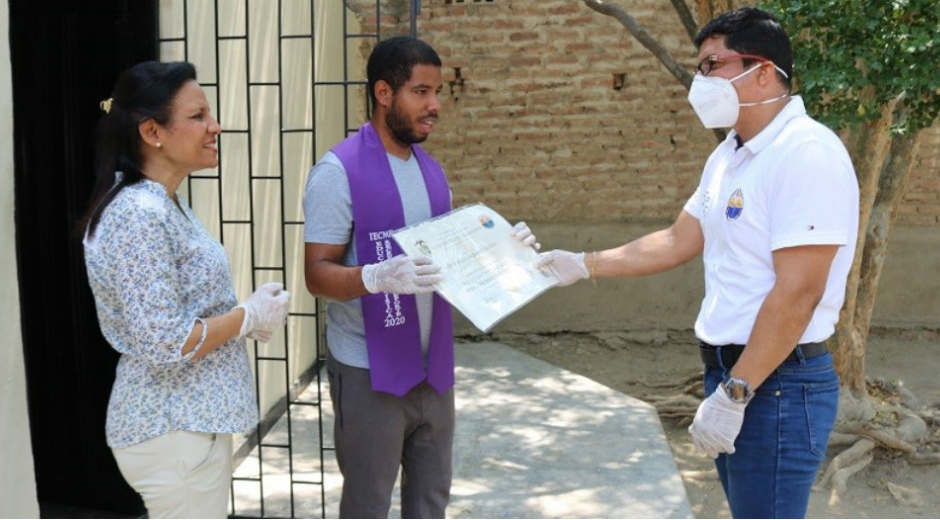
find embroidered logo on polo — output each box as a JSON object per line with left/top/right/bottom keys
{"left": 725, "top": 188, "right": 744, "bottom": 220}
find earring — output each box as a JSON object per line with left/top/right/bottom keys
{"left": 156, "top": 142, "right": 163, "bottom": 149}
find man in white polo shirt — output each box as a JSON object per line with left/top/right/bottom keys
{"left": 538, "top": 7, "right": 859, "bottom": 518}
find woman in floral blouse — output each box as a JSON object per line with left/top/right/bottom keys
{"left": 80, "top": 61, "right": 290, "bottom": 519}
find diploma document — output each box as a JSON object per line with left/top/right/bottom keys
{"left": 393, "top": 203, "right": 558, "bottom": 332}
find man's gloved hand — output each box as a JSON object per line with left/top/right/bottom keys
{"left": 688, "top": 385, "right": 746, "bottom": 458}
{"left": 361, "top": 255, "right": 443, "bottom": 295}
{"left": 511, "top": 221, "right": 540, "bottom": 250}
{"left": 536, "top": 250, "right": 589, "bottom": 286}
{"left": 237, "top": 282, "right": 291, "bottom": 339}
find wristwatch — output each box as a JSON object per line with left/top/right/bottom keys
{"left": 722, "top": 377, "right": 754, "bottom": 405}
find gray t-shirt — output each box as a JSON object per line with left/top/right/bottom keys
{"left": 303, "top": 151, "right": 446, "bottom": 369}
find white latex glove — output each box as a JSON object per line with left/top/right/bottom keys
{"left": 511, "top": 221, "right": 541, "bottom": 250}
{"left": 361, "top": 255, "right": 443, "bottom": 295}
{"left": 536, "top": 250, "right": 589, "bottom": 286}
{"left": 688, "top": 385, "right": 746, "bottom": 458}
{"left": 237, "top": 282, "right": 291, "bottom": 339}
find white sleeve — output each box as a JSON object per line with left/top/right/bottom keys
{"left": 683, "top": 183, "right": 705, "bottom": 221}
{"left": 769, "top": 140, "right": 858, "bottom": 250}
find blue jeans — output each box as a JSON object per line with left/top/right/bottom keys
{"left": 704, "top": 351, "right": 839, "bottom": 518}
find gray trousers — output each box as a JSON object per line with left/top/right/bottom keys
{"left": 327, "top": 351, "right": 455, "bottom": 519}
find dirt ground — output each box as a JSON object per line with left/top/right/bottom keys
{"left": 469, "top": 329, "right": 940, "bottom": 519}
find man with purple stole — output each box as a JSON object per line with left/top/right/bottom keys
{"left": 303, "top": 36, "right": 536, "bottom": 518}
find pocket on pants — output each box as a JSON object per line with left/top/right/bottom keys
{"left": 803, "top": 380, "right": 839, "bottom": 458}
{"left": 178, "top": 432, "right": 219, "bottom": 477}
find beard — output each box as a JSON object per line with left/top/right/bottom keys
{"left": 385, "top": 99, "right": 435, "bottom": 146}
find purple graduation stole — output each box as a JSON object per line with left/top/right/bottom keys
{"left": 332, "top": 122, "right": 455, "bottom": 397}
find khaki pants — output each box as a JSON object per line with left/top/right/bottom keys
{"left": 112, "top": 431, "right": 233, "bottom": 519}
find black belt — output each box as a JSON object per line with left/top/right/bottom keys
{"left": 699, "top": 341, "right": 827, "bottom": 369}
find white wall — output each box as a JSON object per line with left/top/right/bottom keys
{"left": 0, "top": 1, "right": 40, "bottom": 517}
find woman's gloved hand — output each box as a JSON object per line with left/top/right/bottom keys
{"left": 237, "top": 282, "right": 291, "bottom": 340}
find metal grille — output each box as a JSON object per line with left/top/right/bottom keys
{"left": 153, "top": 0, "right": 412, "bottom": 517}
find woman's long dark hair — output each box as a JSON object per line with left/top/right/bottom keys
{"left": 79, "top": 61, "right": 197, "bottom": 238}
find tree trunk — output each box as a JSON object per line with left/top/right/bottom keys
{"left": 695, "top": 0, "right": 738, "bottom": 25}
{"left": 831, "top": 109, "right": 893, "bottom": 397}
{"left": 852, "top": 122, "right": 920, "bottom": 351}
{"left": 833, "top": 99, "right": 920, "bottom": 396}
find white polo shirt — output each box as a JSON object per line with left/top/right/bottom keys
{"left": 683, "top": 96, "right": 859, "bottom": 346}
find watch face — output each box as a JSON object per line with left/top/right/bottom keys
{"left": 728, "top": 383, "right": 747, "bottom": 401}
{"left": 725, "top": 378, "right": 753, "bottom": 403}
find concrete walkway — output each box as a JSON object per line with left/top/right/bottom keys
{"left": 232, "top": 342, "right": 692, "bottom": 518}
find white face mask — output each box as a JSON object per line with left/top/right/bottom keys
{"left": 687, "top": 63, "right": 789, "bottom": 129}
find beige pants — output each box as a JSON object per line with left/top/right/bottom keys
{"left": 112, "top": 431, "right": 233, "bottom": 519}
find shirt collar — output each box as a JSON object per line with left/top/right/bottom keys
{"left": 730, "top": 96, "right": 807, "bottom": 155}
{"left": 133, "top": 176, "right": 173, "bottom": 199}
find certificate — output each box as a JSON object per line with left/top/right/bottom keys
{"left": 392, "top": 203, "right": 559, "bottom": 332}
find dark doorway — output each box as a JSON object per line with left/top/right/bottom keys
{"left": 10, "top": 0, "right": 157, "bottom": 516}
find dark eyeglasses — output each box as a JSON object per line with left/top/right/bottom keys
{"left": 695, "top": 53, "right": 769, "bottom": 76}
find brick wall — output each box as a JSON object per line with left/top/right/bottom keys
{"left": 352, "top": 0, "right": 940, "bottom": 227}
{"left": 903, "top": 124, "right": 940, "bottom": 226}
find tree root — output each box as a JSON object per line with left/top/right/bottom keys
{"left": 820, "top": 382, "right": 940, "bottom": 502}
{"left": 829, "top": 453, "right": 874, "bottom": 502}
{"left": 635, "top": 370, "right": 704, "bottom": 425}
{"left": 887, "top": 481, "right": 924, "bottom": 507}
{"left": 819, "top": 438, "right": 876, "bottom": 490}
{"left": 850, "top": 425, "right": 917, "bottom": 453}
{"left": 628, "top": 371, "right": 701, "bottom": 390}
{"left": 907, "top": 452, "right": 940, "bottom": 465}
{"left": 643, "top": 393, "right": 700, "bottom": 408}
{"left": 828, "top": 432, "right": 862, "bottom": 447}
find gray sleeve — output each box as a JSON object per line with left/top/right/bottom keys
{"left": 303, "top": 152, "right": 353, "bottom": 245}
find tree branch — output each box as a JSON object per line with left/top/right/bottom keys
{"left": 582, "top": 0, "right": 725, "bottom": 142}
{"left": 669, "top": 0, "right": 699, "bottom": 43}
{"left": 582, "top": 0, "right": 693, "bottom": 89}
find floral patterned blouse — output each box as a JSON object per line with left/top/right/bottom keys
{"left": 83, "top": 178, "right": 257, "bottom": 448}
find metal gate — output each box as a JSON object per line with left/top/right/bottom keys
{"left": 155, "top": 0, "right": 418, "bottom": 517}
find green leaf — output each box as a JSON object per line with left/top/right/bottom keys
{"left": 760, "top": 0, "right": 940, "bottom": 134}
